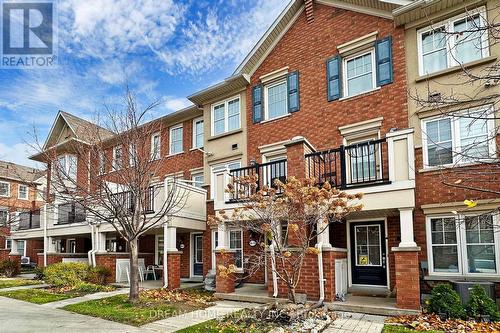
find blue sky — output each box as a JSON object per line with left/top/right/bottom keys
{"left": 0, "top": 0, "right": 288, "bottom": 167}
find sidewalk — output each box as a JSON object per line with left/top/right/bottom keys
{"left": 41, "top": 288, "right": 130, "bottom": 309}
{"left": 0, "top": 283, "right": 49, "bottom": 292}
{"left": 142, "top": 300, "right": 258, "bottom": 332}
{"left": 324, "top": 311, "right": 386, "bottom": 333}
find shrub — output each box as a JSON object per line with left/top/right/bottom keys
{"left": 33, "top": 266, "right": 45, "bottom": 280}
{"left": 0, "top": 259, "right": 20, "bottom": 277}
{"left": 426, "top": 283, "right": 466, "bottom": 319}
{"left": 466, "top": 285, "right": 500, "bottom": 321}
{"left": 43, "top": 262, "right": 89, "bottom": 287}
{"left": 87, "top": 266, "right": 111, "bottom": 285}
{"left": 73, "top": 282, "right": 114, "bottom": 293}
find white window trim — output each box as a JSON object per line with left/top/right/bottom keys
{"left": 0, "top": 209, "right": 9, "bottom": 226}
{"left": 191, "top": 172, "right": 204, "bottom": 188}
{"left": 210, "top": 95, "right": 241, "bottom": 136}
{"left": 151, "top": 132, "right": 161, "bottom": 160}
{"left": 98, "top": 152, "right": 106, "bottom": 175}
{"left": 17, "top": 240, "right": 27, "bottom": 257}
{"left": 112, "top": 146, "right": 122, "bottom": 171}
{"left": 264, "top": 78, "right": 288, "bottom": 121}
{"left": 18, "top": 184, "right": 28, "bottom": 200}
{"left": 0, "top": 181, "right": 10, "bottom": 197}
{"left": 54, "top": 154, "right": 78, "bottom": 181}
{"left": 229, "top": 228, "right": 244, "bottom": 271}
{"left": 417, "top": 7, "right": 489, "bottom": 76}
{"left": 421, "top": 105, "right": 496, "bottom": 169}
{"left": 342, "top": 48, "right": 377, "bottom": 98}
{"left": 169, "top": 124, "right": 184, "bottom": 155}
{"left": 192, "top": 117, "right": 204, "bottom": 149}
{"left": 426, "top": 213, "right": 500, "bottom": 277}
{"left": 211, "top": 229, "right": 218, "bottom": 269}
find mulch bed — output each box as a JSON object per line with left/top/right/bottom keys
{"left": 386, "top": 314, "right": 500, "bottom": 333}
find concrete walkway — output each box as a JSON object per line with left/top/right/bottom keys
{"left": 142, "top": 300, "right": 258, "bottom": 332}
{"left": 0, "top": 296, "right": 154, "bottom": 333}
{"left": 324, "top": 311, "right": 386, "bottom": 333}
{"left": 41, "top": 288, "right": 129, "bottom": 309}
{"left": 0, "top": 283, "right": 49, "bottom": 292}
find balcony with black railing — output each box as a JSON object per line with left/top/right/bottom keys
{"left": 227, "top": 159, "right": 287, "bottom": 203}
{"left": 58, "top": 202, "right": 86, "bottom": 225}
{"left": 305, "top": 138, "right": 390, "bottom": 189}
{"left": 18, "top": 210, "right": 41, "bottom": 230}
{"left": 110, "top": 186, "right": 155, "bottom": 215}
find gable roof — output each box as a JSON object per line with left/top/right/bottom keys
{"left": 189, "top": 0, "right": 408, "bottom": 105}
{"left": 43, "top": 111, "right": 116, "bottom": 150}
{"left": 0, "top": 160, "right": 44, "bottom": 184}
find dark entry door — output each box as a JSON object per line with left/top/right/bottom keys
{"left": 193, "top": 234, "right": 203, "bottom": 276}
{"left": 350, "top": 221, "right": 387, "bottom": 286}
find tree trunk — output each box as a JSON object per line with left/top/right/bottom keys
{"left": 289, "top": 284, "right": 297, "bottom": 303}
{"left": 129, "top": 238, "right": 140, "bottom": 303}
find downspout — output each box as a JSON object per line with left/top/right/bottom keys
{"left": 92, "top": 226, "right": 98, "bottom": 267}
{"left": 316, "top": 242, "right": 325, "bottom": 306}
{"left": 269, "top": 243, "right": 278, "bottom": 298}
{"left": 163, "top": 219, "right": 169, "bottom": 288}
{"left": 43, "top": 204, "right": 47, "bottom": 267}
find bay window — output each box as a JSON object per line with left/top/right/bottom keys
{"left": 422, "top": 106, "right": 494, "bottom": 167}
{"left": 211, "top": 96, "right": 240, "bottom": 136}
{"left": 427, "top": 213, "right": 499, "bottom": 276}
{"left": 417, "top": 8, "right": 489, "bottom": 76}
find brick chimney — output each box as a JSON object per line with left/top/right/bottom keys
{"left": 305, "top": 0, "right": 314, "bottom": 23}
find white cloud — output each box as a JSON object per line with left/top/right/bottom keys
{"left": 0, "top": 142, "right": 40, "bottom": 168}
{"left": 163, "top": 96, "right": 192, "bottom": 112}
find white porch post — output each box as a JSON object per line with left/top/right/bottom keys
{"left": 216, "top": 223, "right": 228, "bottom": 250}
{"left": 398, "top": 208, "right": 417, "bottom": 247}
{"left": 9, "top": 239, "right": 19, "bottom": 255}
{"left": 97, "top": 232, "right": 107, "bottom": 253}
{"left": 317, "top": 218, "right": 332, "bottom": 248}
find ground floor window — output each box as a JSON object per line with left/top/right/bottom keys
{"left": 427, "top": 213, "right": 498, "bottom": 275}
{"left": 211, "top": 230, "right": 218, "bottom": 269}
{"left": 5, "top": 239, "right": 11, "bottom": 249}
{"left": 156, "top": 236, "right": 164, "bottom": 265}
{"left": 17, "top": 240, "right": 26, "bottom": 257}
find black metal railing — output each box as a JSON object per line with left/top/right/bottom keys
{"left": 305, "top": 138, "right": 390, "bottom": 189}
{"left": 110, "top": 186, "right": 155, "bottom": 214}
{"left": 58, "top": 202, "right": 86, "bottom": 224}
{"left": 228, "top": 159, "right": 287, "bottom": 202}
{"left": 18, "top": 210, "right": 41, "bottom": 230}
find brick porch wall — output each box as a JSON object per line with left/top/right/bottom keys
{"left": 166, "top": 251, "right": 181, "bottom": 289}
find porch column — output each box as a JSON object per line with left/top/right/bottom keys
{"left": 398, "top": 208, "right": 416, "bottom": 247}
{"left": 317, "top": 218, "right": 332, "bottom": 248}
{"left": 9, "top": 239, "right": 19, "bottom": 255}
{"left": 163, "top": 224, "right": 180, "bottom": 289}
{"left": 96, "top": 232, "right": 107, "bottom": 253}
{"left": 216, "top": 223, "right": 228, "bottom": 250}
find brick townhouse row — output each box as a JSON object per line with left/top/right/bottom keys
{"left": 5, "top": 0, "right": 499, "bottom": 311}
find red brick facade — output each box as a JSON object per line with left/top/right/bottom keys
{"left": 166, "top": 251, "right": 181, "bottom": 289}
{"left": 394, "top": 250, "right": 420, "bottom": 309}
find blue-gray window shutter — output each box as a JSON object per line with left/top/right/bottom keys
{"left": 326, "top": 55, "right": 341, "bottom": 101}
{"left": 287, "top": 71, "right": 300, "bottom": 113}
{"left": 375, "top": 36, "right": 393, "bottom": 86}
{"left": 252, "top": 84, "right": 263, "bottom": 123}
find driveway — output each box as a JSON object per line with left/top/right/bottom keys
{"left": 0, "top": 296, "right": 154, "bottom": 333}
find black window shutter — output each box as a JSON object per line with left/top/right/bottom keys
{"left": 326, "top": 55, "right": 342, "bottom": 101}
{"left": 375, "top": 36, "right": 393, "bottom": 86}
{"left": 252, "top": 84, "right": 263, "bottom": 123}
{"left": 287, "top": 71, "right": 300, "bottom": 113}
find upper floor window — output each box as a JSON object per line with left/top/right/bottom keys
{"left": 327, "top": 35, "right": 393, "bottom": 101}
{"left": 191, "top": 173, "right": 204, "bottom": 188}
{"left": 265, "top": 80, "right": 288, "bottom": 120}
{"left": 112, "top": 146, "right": 123, "bottom": 171}
{"left": 18, "top": 185, "right": 28, "bottom": 200}
{"left": 343, "top": 50, "right": 376, "bottom": 97}
{"left": 422, "top": 106, "right": 494, "bottom": 167}
{"left": 211, "top": 96, "right": 240, "bottom": 136}
{"left": 193, "top": 118, "right": 204, "bottom": 149}
{"left": 169, "top": 125, "right": 183, "bottom": 155}
{"left": 0, "top": 181, "right": 10, "bottom": 197}
{"left": 151, "top": 132, "right": 161, "bottom": 160}
{"left": 0, "top": 209, "right": 8, "bottom": 226}
{"left": 58, "top": 202, "right": 86, "bottom": 224}
{"left": 56, "top": 154, "right": 77, "bottom": 181}
{"left": 417, "top": 8, "right": 489, "bottom": 76}
{"left": 98, "top": 152, "right": 106, "bottom": 175}
{"left": 129, "top": 144, "right": 137, "bottom": 166}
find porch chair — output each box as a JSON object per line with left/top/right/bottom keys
{"left": 144, "top": 265, "right": 157, "bottom": 280}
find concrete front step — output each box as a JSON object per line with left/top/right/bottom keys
{"left": 215, "top": 292, "right": 421, "bottom": 317}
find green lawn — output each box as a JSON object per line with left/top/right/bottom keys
{"left": 63, "top": 293, "right": 210, "bottom": 326}
{"left": 0, "top": 279, "right": 41, "bottom": 289}
{"left": 383, "top": 325, "right": 444, "bottom": 333}
{"left": 0, "top": 289, "right": 73, "bottom": 304}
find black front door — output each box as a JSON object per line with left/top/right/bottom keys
{"left": 350, "top": 221, "right": 387, "bottom": 286}
{"left": 193, "top": 234, "right": 203, "bottom": 276}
